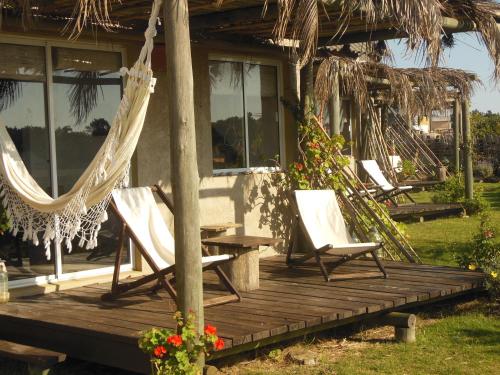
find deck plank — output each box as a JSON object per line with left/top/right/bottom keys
{"left": 0, "top": 255, "right": 485, "bottom": 374}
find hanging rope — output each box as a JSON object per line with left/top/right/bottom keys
{"left": 0, "top": 0, "right": 163, "bottom": 258}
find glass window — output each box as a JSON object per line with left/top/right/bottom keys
{"left": 51, "top": 47, "right": 126, "bottom": 273}
{"left": 0, "top": 42, "right": 129, "bottom": 282}
{"left": 209, "top": 60, "right": 281, "bottom": 171}
{"left": 0, "top": 44, "right": 54, "bottom": 280}
{"left": 209, "top": 61, "right": 245, "bottom": 169}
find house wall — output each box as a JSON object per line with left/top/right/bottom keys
{"left": 127, "top": 41, "right": 297, "bottom": 259}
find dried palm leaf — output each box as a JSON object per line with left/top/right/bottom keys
{"left": 315, "top": 56, "right": 479, "bottom": 121}
{"left": 64, "top": 0, "right": 118, "bottom": 38}
{"left": 445, "top": 0, "right": 500, "bottom": 80}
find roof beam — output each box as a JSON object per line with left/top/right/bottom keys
{"left": 320, "top": 17, "right": 479, "bottom": 46}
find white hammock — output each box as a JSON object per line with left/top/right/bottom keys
{"left": 0, "top": 0, "right": 162, "bottom": 257}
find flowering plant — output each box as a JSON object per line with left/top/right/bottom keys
{"left": 139, "top": 311, "right": 225, "bottom": 375}
{"left": 456, "top": 210, "right": 499, "bottom": 300}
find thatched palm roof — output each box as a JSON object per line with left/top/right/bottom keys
{"left": 1, "top": 1, "right": 499, "bottom": 74}
{"left": 315, "top": 55, "right": 480, "bottom": 118}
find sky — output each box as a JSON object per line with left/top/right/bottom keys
{"left": 388, "top": 33, "right": 500, "bottom": 113}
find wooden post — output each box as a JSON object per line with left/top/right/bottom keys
{"left": 163, "top": 0, "right": 204, "bottom": 357}
{"left": 379, "top": 312, "right": 417, "bottom": 343}
{"left": 328, "top": 62, "right": 341, "bottom": 135}
{"left": 380, "top": 105, "right": 388, "bottom": 136}
{"left": 289, "top": 57, "right": 300, "bottom": 107}
{"left": 462, "top": 100, "right": 473, "bottom": 199}
{"left": 452, "top": 99, "right": 461, "bottom": 173}
{"left": 407, "top": 113, "right": 413, "bottom": 132}
{"left": 300, "top": 61, "right": 314, "bottom": 121}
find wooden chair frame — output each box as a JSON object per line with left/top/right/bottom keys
{"left": 286, "top": 191, "right": 388, "bottom": 282}
{"left": 101, "top": 185, "right": 241, "bottom": 307}
{"left": 359, "top": 161, "right": 416, "bottom": 207}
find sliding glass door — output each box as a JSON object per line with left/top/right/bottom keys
{"left": 0, "top": 40, "right": 131, "bottom": 286}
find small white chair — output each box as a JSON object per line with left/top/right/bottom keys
{"left": 389, "top": 155, "right": 403, "bottom": 173}
{"left": 102, "top": 186, "right": 241, "bottom": 306}
{"left": 360, "top": 160, "right": 415, "bottom": 206}
{"left": 287, "top": 190, "right": 387, "bottom": 281}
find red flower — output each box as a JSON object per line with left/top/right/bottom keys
{"left": 153, "top": 345, "right": 167, "bottom": 358}
{"left": 484, "top": 230, "right": 494, "bottom": 239}
{"left": 214, "top": 338, "right": 225, "bottom": 351}
{"left": 295, "top": 162, "right": 304, "bottom": 171}
{"left": 166, "top": 335, "right": 183, "bottom": 347}
{"left": 204, "top": 324, "right": 217, "bottom": 336}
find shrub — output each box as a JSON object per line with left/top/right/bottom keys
{"left": 473, "top": 163, "right": 494, "bottom": 179}
{"left": 455, "top": 211, "right": 499, "bottom": 300}
{"left": 432, "top": 173, "right": 488, "bottom": 215}
{"left": 432, "top": 173, "right": 465, "bottom": 203}
{"left": 402, "top": 159, "right": 416, "bottom": 178}
{"left": 139, "top": 312, "right": 224, "bottom": 375}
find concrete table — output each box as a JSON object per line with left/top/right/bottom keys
{"left": 201, "top": 235, "right": 283, "bottom": 292}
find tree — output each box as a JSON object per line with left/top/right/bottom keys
{"left": 471, "top": 110, "right": 500, "bottom": 139}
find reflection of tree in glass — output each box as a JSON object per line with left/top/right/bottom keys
{"left": 68, "top": 71, "right": 105, "bottom": 125}
{"left": 211, "top": 116, "right": 245, "bottom": 168}
{"left": 0, "top": 80, "right": 22, "bottom": 111}
{"left": 208, "top": 62, "right": 257, "bottom": 92}
{"left": 86, "top": 118, "right": 110, "bottom": 136}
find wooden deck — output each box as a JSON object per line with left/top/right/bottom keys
{"left": 388, "top": 203, "right": 464, "bottom": 221}
{"left": 0, "top": 256, "right": 484, "bottom": 373}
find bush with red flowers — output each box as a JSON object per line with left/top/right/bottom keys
{"left": 139, "top": 311, "right": 224, "bottom": 375}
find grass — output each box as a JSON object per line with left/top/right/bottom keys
{"left": 220, "top": 299, "right": 499, "bottom": 375}
{"left": 406, "top": 182, "right": 500, "bottom": 266}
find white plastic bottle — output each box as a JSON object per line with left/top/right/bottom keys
{"left": 0, "top": 260, "right": 9, "bottom": 303}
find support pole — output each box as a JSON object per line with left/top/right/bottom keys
{"left": 462, "top": 100, "right": 473, "bottom": 199}
{"left": 164, "top": 0, "right": 204, "bottom": 357}
{"left": 300, "top": 61, "right": 314, "bottom": 122}
{"left": 452, "top": 99, "right": 461, "bottom": 173}
{"left": 380, "top": 105, "right": 388, "bottom": 136}
{"left": 328, "top": 63, "right": 341, "bottom": 135}
{"left": 407, "top": 113, "right": 413, "bottom": 132}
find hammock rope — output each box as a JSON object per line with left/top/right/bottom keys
{"left": 0, "top": 0, "right": 163, "bottom": 258}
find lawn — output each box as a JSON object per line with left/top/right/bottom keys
{"left": 226, "top": 299, "right": 499, "bottom": 375}
{"left": 406, "top": 182, "right": 500, "bottom": 266}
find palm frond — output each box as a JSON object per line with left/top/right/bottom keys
{"left": 64, "top": 0, "right": 118, "bottom": 38}
{"left": 0, "top": 79, "right": 22, "bottom": 111}
{"left": 445, "top": 0, "right": 500, "bottom": 80}
{"left": 315, "top": 56, "right": 479, "bottom": 120}
{"left": 67, "top": 71, "right": 104, "bottom": 125}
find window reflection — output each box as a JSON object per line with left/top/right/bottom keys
{"left": 209, "top": 60, "right": 281, "bottom": 170}
{"left": 0, "top": 43, "right": 54, "bottom": 280}
{"left": 245, "top": 64, "right": 280, "bottom": 167}
{"left": 209, "top": 61, "right": 245, "bottom": 169}
{"left": 52, "top": 47, "right": 126, "bottom": 273}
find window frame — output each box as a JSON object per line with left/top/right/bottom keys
{"left": 0, "top": 34, "right": 133, "bottom": 289}
{"left": 208, "top": 55, "right": 286, "bottom": 175}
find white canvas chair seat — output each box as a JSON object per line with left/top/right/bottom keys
{"left": 112, "top": 187, "right": 231, "bottom": 269}
{"left": 389, "top": 155, "right": 403, "bottom": 173}
{"left": 360, "top": 160, "right": 415, "bottom": 206}
{"left": 287, "top": 190, "right": 387, "bottom": 281}
{"left": 102, "top": 186, "right": 241, "bottom": 306}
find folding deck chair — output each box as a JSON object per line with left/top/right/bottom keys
{"left": 286, "top": 190, "right": 388, "bottom": 281}
{"left": 101, "top": 185, "right": 241, "bottom": 307}
{"left": 360, "top": 160, "right": 415, "bottom": 207}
